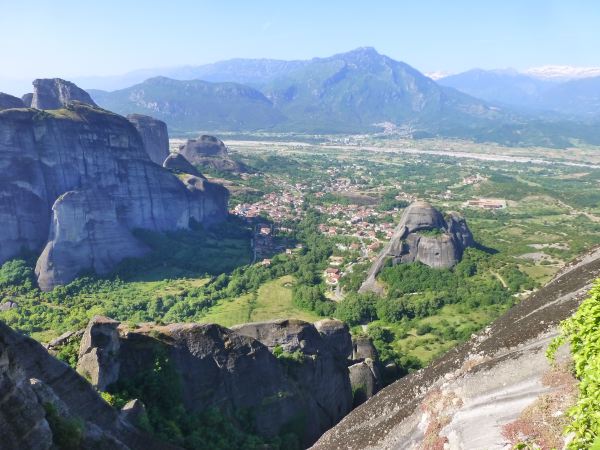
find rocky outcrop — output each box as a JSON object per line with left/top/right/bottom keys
{"left": 35, "top": 191, "right": 149, "bottom": 290}
{"left": 314, "top": 319, "right": 353, "bottom": 360}
{"left": 349, "top": 359, "right": 381, "bottom": 405}
{"left": 360, "top": 201, "right": 474, "bottom": 293}
{"left": 127, "top": 114, "right": 169, "bottom": 165}
{"left": 21, "top": 93, "right": 33, "bottom": 107}
{"left": 312, "top": 247, "right": 600, "bottom": 450}
{"left": 120, "top": 400, "right": 146, "bottom": 426}
{"left": 232, "top": 319, "right": 353, "bottom": 440}
{"left": 163, "top": 152, "right": 203, "bottom": 177}
{"left": 31, "top": 78, "right": 97, "bottom": 109}
{"left": 0, "top": 321, "right": 175, "bottom": 450}
{"left": 77, "top": 316, "right": 121, "bottom": 391}
{"left": 178, "top": 135, "right": 248, "bottom": 173}
{"left": 77, "top": 318, "right": 353, "bottom": 447}
{"left": 0, "top": 85, "right": 229, "bottom": 290}
{"left": 0, "top": 93, "right": 24, "bottom": 110}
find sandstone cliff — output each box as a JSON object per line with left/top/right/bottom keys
{"left": 312, "top": 247, "right": 600, "bottom": 450}
{"left": 0, "top": 320, "right": 175, "bottom": 450}
{"left": 76, "top": 317, "right": 355, "bottom": 447}
{"left": 127, "top": 114, "right": 169, "bottom": 165}
{"left": 360, "top": 201, "right": 474, "bottom": 293}
{"left": 0, "top": 80, "right": 229, "bottom": 290}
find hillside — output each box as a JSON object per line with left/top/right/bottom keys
{"left": 312, "top": 247, "right": 600, "bottom": 449}
{"left": 89, "top": 77, "right": 285, "bottom": 132}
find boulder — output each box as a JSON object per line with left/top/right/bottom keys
{"left": 360, "top": 201, "right": 474, "bottom": 292}
{"left": 352, "top": 336, "right": 379, "bottom": 361}
{"left": 31, "top": 78, "right": 97, "bottom": 109}
{"left": 314, "top": 318, "right": 353, "bottom": 359}
{"left": 0, "top": 93, "right": 25, "bottom": 110}
{"left": 178, "top": 135, "right": 248, "bottom": 173}
{"left": 163, "top": 152, "right": 203, "bottom": 177}
{"left": 0, "top": 300, "right": 18, "bottom": 311}
{"left": 77, "top": 316, "right": 121, "bottom": 391}
{"left": 127, "top": 114, "right": 169, "bottom": 165}
{"left": 120, "top": 399, "right": 146, "bottom": 426}
{"left": 349, "top": 359, "right": 381, "bottom": 405}
{"left": 21, "top": 93, "right": 33, "bottom": 107}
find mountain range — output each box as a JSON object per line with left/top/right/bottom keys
{"left": 438, "top": 69, "right": 600, "bottom": 118}
{"left": 84, "top": 47, "right": 600, "bottom": 146}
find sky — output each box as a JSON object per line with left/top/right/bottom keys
{"left": 1, "top": 0, "right": 599, "bottom": 88}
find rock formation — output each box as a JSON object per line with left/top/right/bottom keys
{"left": 77, "top": 317, "right": 354, "bottom": 447}
{"left": 0, "top": 321, "right": 174, "bottom": 450}
{"left": 127, "top": 114, "right": 169, "bottom": 165}
{"left": 360, "top": 201, "right": 474, "bottom": 293}
{"left": 77, "top": 316, "right": 121, "bottom": 391}
{"left": 0, "top": 80, "right": 229, "bottom": 290}
{"left": 312, "top": 246, "right": 600, "bottom": 450}
{"left": 21, "top": 93, "right": 33, "bottom": 107}
{"left": 0, "top": 93, "right": 24, "bottom": 110}
{"left": 163, "top": 152, "right": 203, "bottom": 177}
{"left": 31, "top": 78, "right": 97, "bottom": 109}
{"left": 348, "top": 336, "right": 383, "bottom": 405}
{"left": 178, "top": 135, "right": 248, "bottom": 173}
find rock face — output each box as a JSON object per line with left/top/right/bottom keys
{"left": 0, "top": 84, "right": 229, "bottom": 290}
{"left": 232, "top": 319, "right": 354, "bottom": 440}
{"left": 360, "top": 201, "right": 474, "bottom": 293}
{"left": 21, "top": 93, "right": 33, "bottom": 107}
{"left": 163, "top": 152, "right": 203, "bottom": 177}
{"left": 349, "top": 359, "right": 381, "bottom": 405}
{"left": 0, "top": 93, "right": 24, "bottom": 110}
{"left": 31, "top": 78, "right": 97, "bottom": 109}
{"left": 77, "top": 316, "right": 122, "bottom": 391}
{"left": 314, "top": 319, "right": 353, "bottom": 360}
{"left": 178, "top": 135, "right": 248, "bottom": 173}
{"left": 35, "top": 191, "right": 149, "bottom": 289}
{"left": 127, "top": 114, "right": 169, "bottom": 165}
{"left": 79, "top": 318, "right": 353, "bottom": 447}
{"left": 312, "top": 247, "right": 600, "bottom": 450}
{"left": 0, "top": 321, "right": 174, "bottom": 450}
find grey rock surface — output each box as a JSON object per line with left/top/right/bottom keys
{"left": 232, "top": 319, "right": 353, "bottom": 440}
{"left": 31, "top": 78, "right": 98, "bottom": 109}
{"left": 163, "top": 152, "right": 203, "bottom": 177}
{"left": 120, "top": 399, "right": 147, "bottom": 426}
{"left": 360, "top": 201, "right": 474, "bottom": 293}
{"left": 352, "top": 336, "right": 379, "bottom": 361}
{"left": 0, "top": 320, "right": 176, "bottom": 450}
{"left": 314, "top": 318, "right": 353, "bottom": 360}
{"left": 178, "top": 134, "right": 248, "bottom": 173}
{"left": 0, "top": 92, "right": 25, "bottom": 110}
{"left": 127, "top": 114, "right": 169, "bottom": 165}
{"left": 77, "top": 315, "right": 121, "bottom": 391}
{"left": 21, "top": 93, "right": 33, "bottom": 107}
{"left": 81, "top": 317, "right": 353, "bottom": 447}
{"left": 349, "top": 359, "right": 381, "bottom": 405}
{"left": 0, "top": 95, "right": 228, "bottom": 289}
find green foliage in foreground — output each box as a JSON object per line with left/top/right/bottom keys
{"left": 547, "top": 281, "right": 600, "bottom": 450}
{"left": 43, "top": 402, "right": 84, "bottom": 450}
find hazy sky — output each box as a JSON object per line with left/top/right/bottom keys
{"left": 1, "top": 0, "right": 599, "bottom": 81}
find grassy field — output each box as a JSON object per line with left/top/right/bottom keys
{"left": 199, "top": 276, "right": 321, "bottom": 327}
